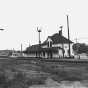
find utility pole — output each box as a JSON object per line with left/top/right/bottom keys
{"left": 67, "top": 15, "right": 71, "bottom": 57}
{"left": 75, "top": 38, "right": 78, "bottom": 43}
{"left": 21, "top": 43, "right": 23, "bottom": 56}
{"left": 59, "top": 26, "right": 64, "bottom": 58}
{"left": 37, "top": 27, "right": 41, "bottom": 44}
{"left": 37, "top": 27, "right": 41, "bottom": 58}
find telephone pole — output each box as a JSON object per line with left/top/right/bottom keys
{"left": 67, "top": 15, "right": 71, "bottom": 57}
{"left": 37, "top": 27, "right": 41, "bottom": 57}
{"left": 75, "top": 38, "right": 78, "bottom": 43}
{"left": 21, "top": 43, "right": 23, "bottom": 56}
{"left": 37, "top": 27, "right": 41, "bottom": 44}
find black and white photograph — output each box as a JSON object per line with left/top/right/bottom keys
{"left": 0, "top": 0, "right": 88, "bottom": 88}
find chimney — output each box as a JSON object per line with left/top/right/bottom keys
{"left": 59, "top": 30, "right": 62, "bottom": 36}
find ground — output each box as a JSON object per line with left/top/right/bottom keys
{"left": 0, "top": 58, "right": 88, "bottom": 88}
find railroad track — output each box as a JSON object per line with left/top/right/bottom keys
{"left": 0, "top": 57, "right": 88, "bottom": 65}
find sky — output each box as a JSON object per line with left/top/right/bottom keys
{"left": 0, "top": 0, "right": 88, "bottom": 50}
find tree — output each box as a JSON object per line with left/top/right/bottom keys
{"left": 73, "top": 43, "right": 88, "bottom": 54}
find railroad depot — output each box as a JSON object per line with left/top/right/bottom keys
{"left": 24, "top": 30, "right": 74, "bottom": 58}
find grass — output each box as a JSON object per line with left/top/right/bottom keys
{"left": 0, "top": 70, "right": 47, "bottom": 88}
{"left": 0, "top": 58, "right": 49, "bottom": 88}
{"left": 38, "top": 61, "right": 88, "bottom": 82}
{"left": 0, "top": 58, "right": 88, "bottom": 88}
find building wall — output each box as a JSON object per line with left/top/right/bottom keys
{"left": 26, "top": 53, "right": 36, "bottom": 57}
{"left": 52, "top": 53, "right": 59, "bottom": 58}
{"left": 40, "top": 52, "right": 48, "bottom": 58}
{"left": 42, "top": 43, "right": 74, "bottom": 57}
{"left": 58, "top": 49, "right": 63, "bottom": 58}
{"left": 63, "top": 44, "right": 74, "bottom": 57}
{"left": 42, "top": 45, "right": 48, "bottom": 48}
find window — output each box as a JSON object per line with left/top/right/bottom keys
{"left": 47, "top": 38, "right": 52, "bottom": 47}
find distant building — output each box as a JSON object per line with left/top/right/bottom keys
{"left": 74, "top": 53, "right": 88, "bottom": 59}
{"left": 24, "top": 30, "right": 74, "bottom": 58}
{"left": 0, "top": 50, "right": 12, "bottom": 56}
{"left": 0, "top": 50, "right": 21, "bottom": 57}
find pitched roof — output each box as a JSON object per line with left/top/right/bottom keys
{"left": 24, "top": 45, "right": 61, "bottom": 53}
{"left": 25, "top": 44, "right": 41, "bottom": 53}
{"left": 42, "top": 33, "right": 73, "bottom": 45}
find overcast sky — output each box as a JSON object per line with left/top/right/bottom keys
{"left": 0, "top": 0, "right": 88, "bottom": 50}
